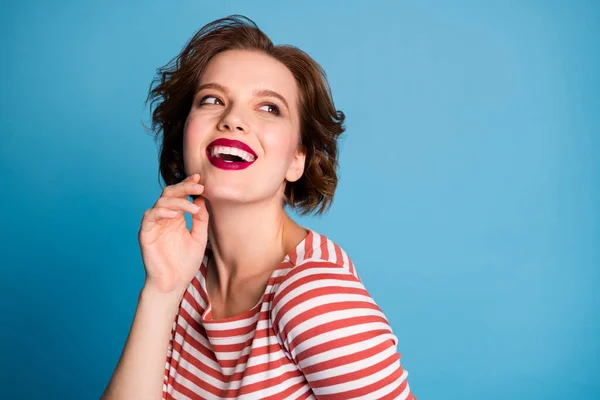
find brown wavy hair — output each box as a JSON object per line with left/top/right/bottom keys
{"left": 146, "top": 15, "right": 345, "bottom": 215}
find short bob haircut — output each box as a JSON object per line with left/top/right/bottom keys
{"left": 146, "top": 15, "right": 345, "bottom": 215}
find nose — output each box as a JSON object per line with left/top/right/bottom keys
{"left": 217, "top": 103, "right": 249, "bottom": 134}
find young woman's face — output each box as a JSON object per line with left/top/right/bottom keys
{"left": 183, "top": 49, "right": 305, "bottom": 206}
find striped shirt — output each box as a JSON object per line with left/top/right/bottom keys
{"left": 163, "top": 228, "right": 415, "bottom": 399}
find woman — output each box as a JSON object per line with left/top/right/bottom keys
{"left": 103, "top": 15, "right": 415, "bottom": 400}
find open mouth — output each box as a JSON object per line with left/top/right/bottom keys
{"left": 205, "top": 138, "right": 258, "bottom": 170}
{"left": 208, "top": 146, "right": 256, "bottom": 163}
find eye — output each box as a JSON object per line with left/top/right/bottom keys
{"left": 259, "top": 103, "right": 281, "bottom": 116}
{"left": 199, "top": 95, "right": 224, "bottom": 106}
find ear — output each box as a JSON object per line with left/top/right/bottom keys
{"left": 285, "top": 149, "right": 306, "bottom": 183}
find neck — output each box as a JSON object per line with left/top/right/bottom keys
{"left": 205, "top": 196, "right": 306, "bottom": 289}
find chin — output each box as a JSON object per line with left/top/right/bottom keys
{"left": 202, "top": 185, "right": 252, "bottom": 204}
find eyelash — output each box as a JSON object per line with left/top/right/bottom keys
{"left": 198, "top": 95, "right": 281, "bottom": 116}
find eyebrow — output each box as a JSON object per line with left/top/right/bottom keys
{"left": 195, "top": 82, "right": 290, "bottom": 111}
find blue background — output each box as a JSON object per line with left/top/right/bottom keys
{"left": 1, "top": 1, "right": 598, "bottom": 399}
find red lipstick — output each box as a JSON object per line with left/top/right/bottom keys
{"left": 206, "top": 138, "right": 257, "bottom": 170}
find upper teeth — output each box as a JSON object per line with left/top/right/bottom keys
{"left": 210, "top": 146, "right": 256, "bottom": 162}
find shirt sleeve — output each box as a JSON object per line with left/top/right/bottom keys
{"left": 271, "top": 260, "right": 415, "bottom": 400}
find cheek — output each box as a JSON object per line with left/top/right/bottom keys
{"left": 184, "top": 114, "right": 202, "bottom": 137}
{"left": 182, "top": 115, "right": 212, "bottom": 168}
{"left": 261, "top": 124, "right": 299, "bottom": 163}
{"left": 183, "top": 114, "right": 211, "bottom": 147}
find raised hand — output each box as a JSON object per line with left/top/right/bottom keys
{"left": 138, "top": 173, "right": 209, "bottom": 295}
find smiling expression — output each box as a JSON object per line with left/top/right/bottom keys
{"left": 183, "top": 49, "right": 306, "bottom": 205}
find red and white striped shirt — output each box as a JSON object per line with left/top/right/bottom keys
{"left": 163, "top": 228, "right": 415, "bottom": 399}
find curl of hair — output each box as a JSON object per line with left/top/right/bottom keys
{"left": 145, "top": 15, "right": 345, "bottom": 215}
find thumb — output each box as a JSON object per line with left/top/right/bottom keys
{"left": 190, "top": 195, "right": 209, "bottom": 241}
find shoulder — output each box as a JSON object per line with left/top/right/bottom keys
{"left": 273, "top": 230, "right": 363, "bottom": 304}
{"left": 289, "top": 229, "right": 359, "bottom": 279}
{"left": 271, "top": 231, "right": 391, "bottom": 342}
{"left": 270, "top": 253, "right": 399, "bottom": 378}
{"left": 268, "top": 231, "right": 414, "bottom": 399}
{"left": 271, "top": 258, "right": 377, "bottom": 334}
{"left": 272, "top": 259, "right": 362, "bottom": 308}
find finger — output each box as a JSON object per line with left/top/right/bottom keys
{"left": 183, "top": 173, "right": 200, "bottom": 183}
{"left": 182, "top": 173, "right": 202, "bottom": 185}
{"left": 188, "top": 173, "right": 203, "bottom": 185}
{"left": 155, "top": 197, "right": 202, "bottom": 214}
{"left": 140, "top": 207, "right": 179, "bottom": 232}
{"left": 190, "top": 196, "right": 209, "bottom": 241}
{"left": 161, "top": 181, "right": 204, "bottom": 199}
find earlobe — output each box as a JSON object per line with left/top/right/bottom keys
{"left": 286, "top": 151, "right": 306, "bottom": 183}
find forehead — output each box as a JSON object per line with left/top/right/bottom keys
{"left": 198, "top": 49, "right": 298, "bottom": 105}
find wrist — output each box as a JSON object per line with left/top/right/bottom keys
{"left": 139, "top": 283, "right": 186, "bottom": 312}
{"left": 142, "top": 276, "right": 188, "bottom": 297}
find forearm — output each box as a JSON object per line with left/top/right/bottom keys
{"left": 102, "top": 286, "right": 183, "bottom": 400}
